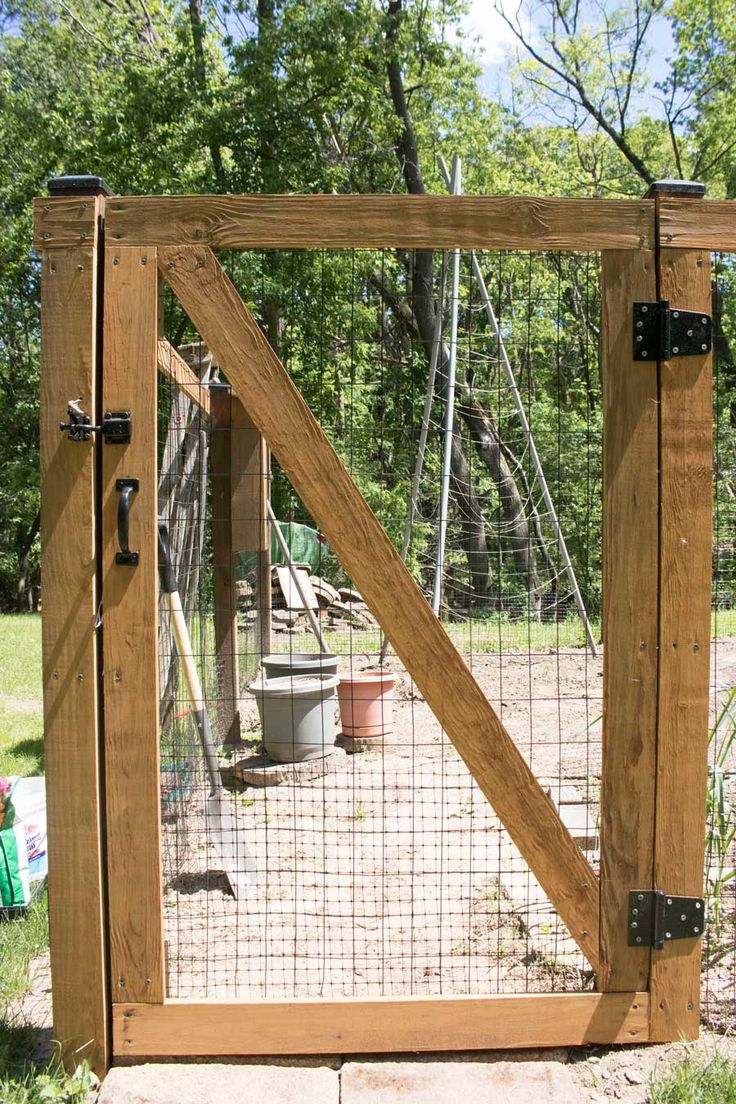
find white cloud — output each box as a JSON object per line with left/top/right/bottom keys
{"left": 461, "top": 0, "right": 522, "bottom": 64}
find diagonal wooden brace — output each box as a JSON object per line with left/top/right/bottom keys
{"left": 159, "top": 244, "right": 601, "bottom": 972}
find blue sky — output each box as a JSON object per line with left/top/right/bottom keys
{"left": 462, "top": 0, "right": 675, "bottom": 110}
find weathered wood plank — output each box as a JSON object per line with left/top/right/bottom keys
{"left": 659, "top": 198, "right": 736, "bottom": 250}
{"left": 33, "top": 195, "right": 101, "bottom": 250}
{"left": 210, "top": 385, "right": 240, "bottom": 744}
{"left": 102, "top": 194, "right": 654, "bottom": 251}
{"left": 598, "top": 250, "right": 659, "bottom": 992}
{"left": 39, "top": 200, "right": 109, "bottom": 1075}
{"left": 102, "top": 246, "right": 164, "bottom": 1002}
{"left": 231, "top": 397, "right": 269, "bottom": 554}
{"left": 156, "top": 337, "right": 211, "bottom": 416}
{"left": 114, "top": 992, "right": 649, "bottom": 1056}
{"left": 650, "top": 246, "right": 712, "bottom": 1041}
{"left": 160, "top": 244, "right": 601, "bottom": 970}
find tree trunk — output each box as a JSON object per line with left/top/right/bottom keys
{"left": 384, "top": 1, "right": 493, "bottom": 604}
{"left": 16, "top": 509, "right": 40, "bottom": 612}
{"left": 460, "top": 400, "right": 543, "bottom": 619}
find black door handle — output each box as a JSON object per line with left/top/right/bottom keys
{"left": 116, "top": 478, "right": 139, "bottom": 565}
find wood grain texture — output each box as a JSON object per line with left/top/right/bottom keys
{"left": 210, "top": 386, "right": 240, "bottom": 744}
{"left": 659, "top": 198, "right": 736, "bottom": 250}
{"left": 39, "top": 206, "right": 109, "bottom": 1075}
{"left": 598, "top": 251, "right": 658, "bottom": 992}
{"left": 104, "top": 194, "right": 653, "bottom": 251}
{"left": 156, "top": 338, "right": 211, "bottom": 415}
{"left": 161, "top": 245, "right": 601, "bottom": 970}
{"left": 102, "top": 247, "right": 164, "bottom": 1002}
{"left": 33, "top": 195, "right": 99, "bottom": 250}
{"left": 231, "top": 396, "right": 269, "bottom": 553}
{"left": 650, "top": 248, "right": 713, "bottom": 1041}
{"left": 114, "top": 992, "right": 649, "bottom": 1056}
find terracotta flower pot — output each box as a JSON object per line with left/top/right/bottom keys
{"left": 337, "top": 671, "right": 395, "bottom": 738}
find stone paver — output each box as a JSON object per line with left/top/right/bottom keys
{"left": 340, "top": 1059, "right": 585, "bottom": 1104}
{"left": 98, "top": 1063, "right": 338, "bottom": 1104}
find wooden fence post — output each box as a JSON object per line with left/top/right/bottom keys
{"left": 650, "top": 183, "right": 713, "bottom": 1039}
{"left": 598, "top": 242, "right": 659, "bottom": 992}
{"left": 210, "top": 384, "right": 241, "bottom": 744}
{"left": 230, "top": 397, "right": 271, "bottom": 666}
{"left": 101, "top": 245, "right": 165, "bottom": 1004}
{"left": 34, "top": 177, "right": 110, "bottom": 1074}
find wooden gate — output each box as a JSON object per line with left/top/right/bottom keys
{"left": 35, "top": 182, "right": 720, "bottom": 1074}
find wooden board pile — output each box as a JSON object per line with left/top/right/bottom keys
{"left": 270, "top": 565, "right": 379, "bottom": 635}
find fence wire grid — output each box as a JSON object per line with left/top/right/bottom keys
{"left": 152, "top": 245, "right": 736, "bottom": 1026}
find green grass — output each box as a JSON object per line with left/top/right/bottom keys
{"left": 0, "top": 895, "right": 48, "bottom": 1010}
{"left": 650, "top": 1051, "right": 736, "bottom": 1103}
{"left": 0, "top": 615, "right": 43, "bottom": 776}
{"left": 0, "top": 1052, "right": 98, "bottom": 1104}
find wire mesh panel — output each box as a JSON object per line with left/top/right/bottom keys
{"left": 156, "top": 247, "right": 602, "bottom": 1001}
{"left": 703, "top": 253, "right": 736, "bottom": 1032}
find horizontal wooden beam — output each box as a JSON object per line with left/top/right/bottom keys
{"left": 96, "top": 195, "right": 654, "bottom": 251}
{"left": 160, "top": 245, "right": 601, "bottom": 972}
{"left": 659, "top": 198, "right": 736, "bottom": 249}
{"left": 114, "top": 992, "right": 649, "bottom": 1056}
{"left": 156, "top": 338, "right": 211, "bottom": 415}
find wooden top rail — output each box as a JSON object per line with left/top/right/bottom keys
{"left": 35, "top": 193, "right": 736, "bottom": 252}
{"left": 34, "top": 194, "right": 654, "bottom": 252}
{"left": 659, "top": 198, "right": 736, "bottom": 249}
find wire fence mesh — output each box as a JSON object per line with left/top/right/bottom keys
{"left": 703, "top": 253, "right": 736, "bottom": 1032}
{"left": 156, "top": 246, "right": 602, "bottom": 1002}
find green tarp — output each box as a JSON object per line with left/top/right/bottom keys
{"left": 236, "top": 521, "right": 330, "bottom": 580}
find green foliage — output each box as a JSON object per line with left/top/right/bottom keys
{"left": 0, "top": 1053, "right": 98, "bottom": 1104}
{"left": 0, "top": 614, "right": 43, "bottom": 775}
{"left": 706, "top": 684, "right": 736, "bottom": 929}
{"left": 0, "top": 893, "right": 48, "bottom": 1010}
{"left": 649, "top": 1050, "right": 736, "bottom": 1104}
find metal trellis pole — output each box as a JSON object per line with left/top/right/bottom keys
{"left": 432, "top": 154, "right": 462, "bottom": 617}
{"left": 437, "top": 155, "right": 597, "bottom": 656}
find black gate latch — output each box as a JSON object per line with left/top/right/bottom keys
{"left": 634, "top": 301, "right": 712, "bottom": 361}
{"left": 628, "top": 890, "right": 704, "bottom": 949}
{"left": 59, "top": 401, "right": 131, "bottom": 444}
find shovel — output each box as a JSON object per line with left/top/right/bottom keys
{"left": 158, "top": 518, "right": 256, "bottom": 898}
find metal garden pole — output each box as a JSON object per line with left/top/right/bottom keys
{"left": 431, "top": 155, "right": 462, "bottom": 616}
{"left": 437, "top": 156, "right": 597, "bottom": 656}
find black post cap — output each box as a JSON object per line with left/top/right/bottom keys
{"left": 48, "top": 174, "right": 114, "bottom": 197}
{"left": 644, "top": 179, "right": 706, "bottom": 199}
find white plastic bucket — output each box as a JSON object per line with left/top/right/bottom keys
{"left": 248, "top": 673, "right": 339, "bottom": 763}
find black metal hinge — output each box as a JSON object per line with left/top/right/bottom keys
{"left": 628, "top": 890, "right": 705, "bottom": 950}
{"left": 60, "top": 402, "right": 131, "bottom": 444}
{"left": 633, "top": 300, "right": 712, "bottom": 361}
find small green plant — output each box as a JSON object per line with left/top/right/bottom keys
{"left": 0, "top": 1056, "right": 99, "bottom": 1104}
{"left": 706, "top": 684, "right": 736, "bottom": 930}
{"left": 649, "top": 1050, "right": 736, "bottom": 1104}
{"left": 351, "top": 802, "right": 369, "bottom": 821}
{"left": 450, "top": 795, "right": 474, "bottom": 818}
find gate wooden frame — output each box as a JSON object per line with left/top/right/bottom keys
{"left": 35, "top": 184, "right": 722, "bottom": 1074}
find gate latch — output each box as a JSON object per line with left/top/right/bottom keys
{"left": 60, "top": 401, "right": 131, "bottom": 444}
{"left": 628, "top": 890, "right": 704, "bottom": 949}
{"left": 633, "top": 301, "right": 712, "bottom": 361}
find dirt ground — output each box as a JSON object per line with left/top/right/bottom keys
{"left": 160, "top": 638, "right": 736, "bottom": 1024}
{"left": 6, "top": 638, "right": 736, "bottom": 1094}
